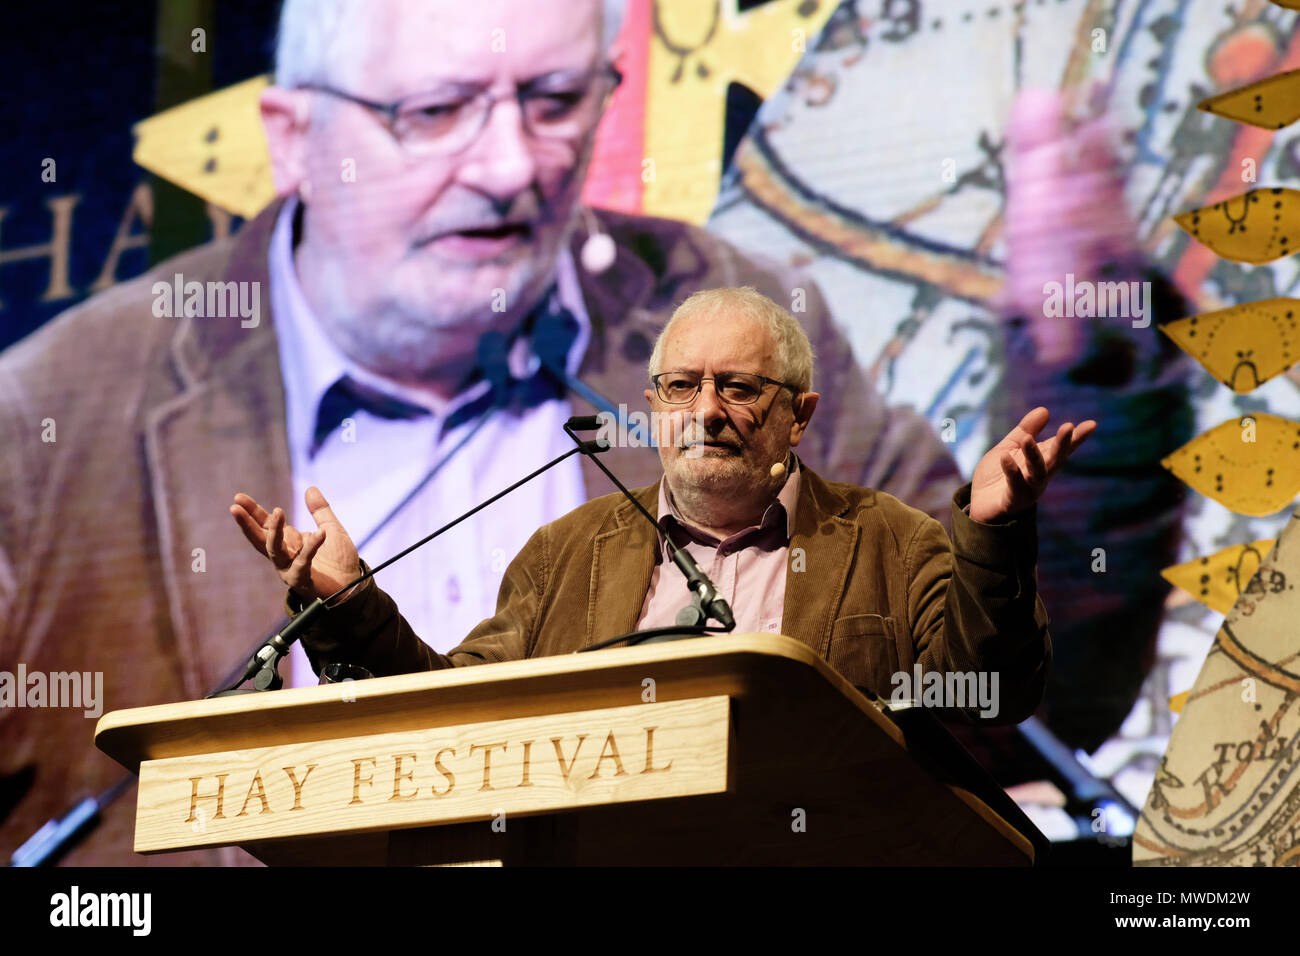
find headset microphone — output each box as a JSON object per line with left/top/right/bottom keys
{"left": 579, "top": 208, "right": 616, "bottom": 274}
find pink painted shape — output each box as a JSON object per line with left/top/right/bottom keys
{"left": 582, "top": 0, "right": 651, "bottom": 215}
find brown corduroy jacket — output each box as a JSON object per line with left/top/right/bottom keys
{"left": 299, "top": 465, "right": 1051, "bottom": 724}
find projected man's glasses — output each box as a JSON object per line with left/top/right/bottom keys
{"left": 299, "top": 64, "right": 622, "bottom": 156}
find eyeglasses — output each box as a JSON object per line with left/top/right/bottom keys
{"left": 651, "top": 371, "right": 799, "bottom": 406}
{"left": 298, "top": 64, "right": 622, "bottom": 156}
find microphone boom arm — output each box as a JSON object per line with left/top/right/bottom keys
{"left": 217, "top": 441, "right": 595, "bottom": 695}
{"left": 563, "top": 417, "right": 735, "bottom": 632}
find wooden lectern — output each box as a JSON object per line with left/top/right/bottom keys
{"left": 95, "top": 634, "right": 1047, "bottom": 865}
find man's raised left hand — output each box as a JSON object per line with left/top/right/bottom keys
{"left": 969, "top": 407, "right": 1096, "bottom": 523}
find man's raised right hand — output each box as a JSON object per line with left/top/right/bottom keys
{"left": 230, "top": 486, "right": 369, "bottom": 605}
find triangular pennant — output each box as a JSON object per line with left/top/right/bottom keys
{"left": 1161, "top": 539, "right": 1277, "bottom": 614}
{"left": 1159, "top": 298, "right": 1299, "bottom": 393}
{"left": 1174, "top": 188, "right": 1300, "bottom": 264}
{"left": 1161, "top": 413, "right": 1300, "bottom": 516}
{"left": 1199, "top": 69, "right": 1300, "bottom": 130}
{"left": 132, "top": 75, "right": 275, "bottom": 219}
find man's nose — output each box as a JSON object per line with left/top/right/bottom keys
{"left": 693, "top": 380, "right": 729, "bottom": 429}
{"left": 457, "top": 98, "right": 540, "bottom": 199}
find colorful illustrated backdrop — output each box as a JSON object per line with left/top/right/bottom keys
{"left": 3, "top": 0, "right": 1300, "bottom": 861}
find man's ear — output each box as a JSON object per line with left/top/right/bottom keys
{"left": 788, "top": 391, "right": 820, "bottom": 447}
{"left": 260, "top": 86, "right": 313, "bottom": 198}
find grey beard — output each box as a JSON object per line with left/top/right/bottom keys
{"left": 668, "top": 461, "right": 787, "bottom": 531}
{"left": 310, "top": 264, "right": 547, "bottom": 385}
{"left": 298, "top": 210, "right": 580, "bottom": 385}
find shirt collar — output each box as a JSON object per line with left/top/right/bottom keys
{"left": 657, "top": 454, "right": 802, "bottom": 548}
{"left": 268, "top": 196, "right": 593, "bottom": 461}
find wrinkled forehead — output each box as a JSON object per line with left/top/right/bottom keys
{"left": 343, "top": 0, "right": 605, "bottom": 95}
{"left": 660, "top": 310, "right": 778, "bottom": 374}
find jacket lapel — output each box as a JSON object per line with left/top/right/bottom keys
{"left": 144, "top": 201, "right": 295, "bottom": 697}
{"left": 782, "top": 464, "right": 859, "bottom": 655}
{"left": 585, "top": 481, "right": 661, "bottom": 647}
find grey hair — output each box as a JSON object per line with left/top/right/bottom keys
{"left": 274, "top": 0, "right": 627, "bottom": 88}
{"left": 648, "top": 287, "right": 816, "bottom": 394}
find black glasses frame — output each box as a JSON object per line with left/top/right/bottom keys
{"left": 650, "top": 371, "right": 801, "bottom": 406}
{"left": 297, "top": 63, "right": 623, "bottom": 155}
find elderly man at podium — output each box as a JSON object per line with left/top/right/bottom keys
{"left": 233, "top": 287, "right": 1092, "bottom": 723}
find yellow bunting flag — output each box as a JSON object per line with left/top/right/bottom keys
{"left": 643, "top": 0, "right": 835, "bottom": 224}
{"left": 1159, "top": 298, "right": 1299, "bottom": 393}
{"left": 1161, "top": 413, "right": 1300, "bottom": 516}
{"left": 132, "top": 75, "right": 275, "bottom": 219}
{"left": 1199, "top": 69, "right": 1300, "bottom": 130}
{"left": 1161, "top": 540, "right": 1278, "bottom": 614}
{"left": 1174, "top": 188, "right": 1300, "bottom": 264}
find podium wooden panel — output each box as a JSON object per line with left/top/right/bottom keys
{"left": 95, "top": 634, "right": 1045, "bottom": 865}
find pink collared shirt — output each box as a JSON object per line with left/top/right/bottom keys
{"left": 635, "top": 459, "right": 802, "bottom": 634}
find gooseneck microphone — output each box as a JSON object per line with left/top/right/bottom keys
{"left": 219, "top": 413, "right": 740, "bottom": 691}
{"left": 563, "top": 415, "right": 736, "bottom": 640}
{"left": 579, "top": 208, "right": 616, "bottom": 274}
